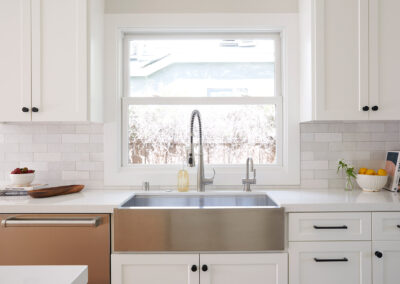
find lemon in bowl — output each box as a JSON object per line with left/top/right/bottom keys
{"left": 356, "top": 168, "right": 388, "bottom": 192}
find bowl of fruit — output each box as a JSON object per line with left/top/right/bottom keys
{"left": 356, "top": 168, "right": 388, "bottom": 192}
{"left": 10, "top": 167, "right": 35, "bottom": 186}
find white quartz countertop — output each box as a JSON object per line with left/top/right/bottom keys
{"left": 0, "top": 188, "right": 399, "bottom": 213}
{"left": 0, "top": 265, "right": 88, "bottom": 284}
{"left": 0, "top": 189, "right": 134, "bottom": 213}
{"left": 266, "top": 188, "right": 400, "bottom": 212}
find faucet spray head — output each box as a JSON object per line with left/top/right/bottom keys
{"left": 186, "top": 146, "right": 195, "bottom": 167}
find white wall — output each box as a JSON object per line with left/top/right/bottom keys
{"left": 105, "top": 0, "right": 298, "bottom": 14}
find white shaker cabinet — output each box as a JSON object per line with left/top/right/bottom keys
{"left": 0, "top": 0, "right": 104, "bottom": 122}
{"left": 300, "top": 0, "right": 400, "bottom": 121}
{"left": 112, "top": 253, "right": 288, "bottom": 284}
{"left": 0, "top": 0, "right": 32, "bottom": 121}
{"left": 299, "top": 0, "right": 369, "bottom": 121}
{"left": 289, "top": 242, "right": 372, "bottom": 284}
{"left": 111, "top": 254, "right": 200, "bottom": 284}
{"left": 368, "top": 0, "right": 400, "bottom": 120}
{"left": 372, "top": 241, "right": 400, "bottom": 284}
{"left": 199, "top": 254, "right": 288, "bottom": 284}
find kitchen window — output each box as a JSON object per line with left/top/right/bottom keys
{"left": 122, "top": 34, "right": 282, "bottom": 167}
{"left": 104, "top": 14, "right": 300, "bottom": 186}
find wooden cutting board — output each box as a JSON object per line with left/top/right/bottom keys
{"left": 28, "top": 185, "right": 84, "bottom": 198}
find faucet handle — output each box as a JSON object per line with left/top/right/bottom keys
{"left": 204, "top": 168, "right": 216, "bottom": 185}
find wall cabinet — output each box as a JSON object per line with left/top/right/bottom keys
{"left": 300, "top": 0, "right": 400, "bottom": 121}
{"left": 112, "top": 253, "right": 288, "bottom": 284}
{"left": 0, "top": 0, "right": 103, "bottom": 122}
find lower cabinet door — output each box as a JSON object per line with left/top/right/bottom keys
{"left": 373, "top": 241, "right": 400, "bottom": 284}
{"left": 199, "top": 253, "right": 288, "bottom": 284}
{"left": 111, "top": 254, "right": 199, "bottom": 284}
{"left": 289, "top": 242, "right": 371, "bottom": 284}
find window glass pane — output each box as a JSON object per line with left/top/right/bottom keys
{"left": 128, "top": 105, "right": 276, "bottom": 165}
{"left": 128, "top": 39, "right": 276, "bottom": 97}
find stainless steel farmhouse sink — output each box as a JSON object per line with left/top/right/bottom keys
{"left": 113, "top": 193, "right": 284, "bottom": 252}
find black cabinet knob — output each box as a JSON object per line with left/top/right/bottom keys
{"left": 371, "top": 106, "right": 379, "bottom": 111}
{"left": 375, "top": 251, "right": 383, "bottom": 258}
{"left": 201, "top": 265, "right": 208, "bottom": 272}
{"left": 362, "top": 106, "right": 369, "bottom": 111}
{"left": 32, "top": 107, "right": 39, "bottom": 112}
{"left": 21, "top": 107, "right": 29, "bottom": 113}
{"left": 191, "top": 265, "right": 198, "bottom": 272}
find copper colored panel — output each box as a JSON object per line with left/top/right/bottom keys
{"left": 0, "top": 214, "right": 110, "bottom": 284}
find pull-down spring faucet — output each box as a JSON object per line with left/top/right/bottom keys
{"left": 187, "top": 110, "right": 215, "bottom": 192}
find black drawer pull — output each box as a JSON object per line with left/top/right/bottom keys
{"left": 201, "top": 265, "right": 208, "bottom": 272}
{"left": 362, "top": 106, "right": 369, "bottom": 111}
{"left": 314, "top": 257, "right": 348, "bottom": 262}
{"left": 397, "top": 225, "right": 400, "bottom": 229}
{"left": 313, "top": 225, "right": 348, "bottom": 229}
{"left": 375, "top": 251, "right": 383, "bottom": 258}
{"left": 191, "top": 265, "right": 198, "bottom": 272}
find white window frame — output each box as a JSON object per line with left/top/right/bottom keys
{"left": 104, "top": 13, "right": 300, "bottom": 187}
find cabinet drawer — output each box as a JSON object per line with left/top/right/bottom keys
{"left": 289, "top": 241, "right": 371, "bottom": 284}
{"left": 289, "top": 212, "right": 371, "bottom": 241}
{"left": 372, "top": 212, "right": 400, "bottom": 240}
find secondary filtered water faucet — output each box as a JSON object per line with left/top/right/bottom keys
{"left": 187, "top": 110, "right": 215, "bottom": 192}
{"left": 242, "top": 157, "right": 256, "bottom": 192}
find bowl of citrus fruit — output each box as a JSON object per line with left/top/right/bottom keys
{"left": 356, "top": 168, "right": 388, "bottom": 192}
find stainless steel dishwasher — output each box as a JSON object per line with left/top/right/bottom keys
{"left": 0, "top": 214, "right": 110, "bottom": 284}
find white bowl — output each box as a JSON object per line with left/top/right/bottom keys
{"left": 356, "top": 174, "right": 388, "bottom": 192}
{"left": 9, "top": 173, "right": 35, "bottom": 186}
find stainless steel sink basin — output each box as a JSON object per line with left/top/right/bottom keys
{"left": 114, "top": 193, "right": 284, "bottom": 252}
{"left": 121, "top": 194, "right": 278, "bottom": 208}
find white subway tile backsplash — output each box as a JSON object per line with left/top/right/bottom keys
{"left": 47, "top": 125, "right": 75, "bottom": 134}
{"left": 89, "top": 134, "right": 103, "bottom": 144}
{"left": 5, "top": 134, "right": 33, "bottom": 144}
{"left": 34, "top": 153, "right": 62, "bottom": 162}
{"left": 0, "top": 120, "right": 397, "bottom": 190}
{"left": 0, "top": 144, "right": 19, "bottom": 153}
{"left": 0, "top": 123, "right": 103, "bottom": 188}
{"left": 300, "top": 152, "right": 314, "bottom": 161}
{"left": 301, "top": 121, "right": 400, "bottom": 189}
{"left": 5, "top": 152, "right": 33, "bottom": 162}
{"left": 33, "top": 134, "right": 62, "bottom": 144}
{"left": 342, "top": 133, "right": 371, "bottom": 142}
{"left": 301, "top": 161, "right": 329, "bottom": 170}
{"left": 62, "top": 171, "right": 90, "bottom": 180}
{"left": 315, "top": 133, "right": 342, "bottom": 142}
{"left": 62, "top": 153, "right": 90, "bottom": 161}
{"left": 62, "top": 134, "right": 90, "bottom": 144}
{"left": 47, "top": 144, "right": 75, "bottom": 153}
{"left": 20, "top": 144, "right": 47, "bottom": 153}
{"left": 301, "top": 133, "right": 314, "bottom": 142}
{"left": 76, "top": 161, "right": 103, "bottom": 171}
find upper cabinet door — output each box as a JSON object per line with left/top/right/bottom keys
{"left": 199, "top": 253, "right": 288, "bottom": 284}
{"left": 31, "top": 0, "right": 88, "bottom": 121}
{"left": 369, "top": 0, "right": 400, "bottom": 120}
{"left": 0, "top": 0, "right": 32, "bottom": 121}
{"left": 314, "top": 0, "right": 369, "bottom": 120}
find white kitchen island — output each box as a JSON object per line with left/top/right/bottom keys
{"left": 0, "top": 265, "right": 88, "bottom": 284}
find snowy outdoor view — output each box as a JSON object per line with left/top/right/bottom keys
{"left": 127, "top": 38, "right": 277, "bottom": 165}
